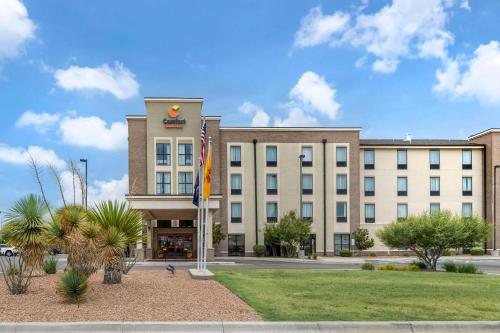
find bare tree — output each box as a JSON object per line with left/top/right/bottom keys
{"left": 28, "top": 154, "right": 54, "bottom": 220}
{"left": 48, "top": 163, "right": 67, "bottom": 208}
{"left": 0, "top": 251, "right": 34, "bottom": 295}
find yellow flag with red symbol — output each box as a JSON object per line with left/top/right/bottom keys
{"left": 203, "top": 144, "right": 213, "bottom": 200}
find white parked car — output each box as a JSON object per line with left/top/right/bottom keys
{"left": 0, "top": 244, "right": 18, "bottom": 257}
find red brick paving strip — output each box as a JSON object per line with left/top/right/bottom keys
{"left": 0, "top": 269, "right": 262, "bottom": 322}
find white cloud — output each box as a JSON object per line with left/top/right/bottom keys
{"left": 54, "top": 62, "right": 139, "bottom": 99}
{"left": 0, "top": 144, "right": 66, "bottom": 168}
{"left": 0, "top": 0, "right": 35, "bottom": 59}
{"left": 355, "top": 56, "right": 367, "bottom": 69}
{"left": 289, "top": 71, "right": 340, "bottom": 120}
{"left": 460, "top": 0, "right": 470, "bottom": 10}
{"left": 274, "top": 107, "right": 318, "bottom": 127}
{"left": 294, "top": 7, "right": 350, "bottom": 48}
{"left": 16, "top": 110, "right": 59, "bottom": 133}
{"left": 238, "top": 102, "right": 270, "bottom": 127}
{"left": 61, "top": 172, "right": 128, "bottom": 206}
{"left": 294, "top": 0, "right": 463, "bottom": 73}
{"left": 433, "top": 41, "right": 500, "bottom": 105}
{"left": 59, "top": 115, "right": 128, "bottom": 151}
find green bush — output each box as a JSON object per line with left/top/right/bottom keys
{"left": 411, "top": 261, "right": 427, "bottom": 270}
{"left": 339, "top": 249, "right": 352, "bottom": 257}
{"left": 457, "top": 263, "right": 478, "bottom": 274}
{"left": 378, "top": 263, "right": 396, "bottom": 271}
{"left": 408, "top": 263, "right": 421, "bottom": 271}
{"left": 443, "top": 249, "right": 452, "bottom": 256}
{"left": 470, "top": 247, "right": 484, "bottom": 256}
{"left": 377, "top": 263, "right": 420, "bottom": 271}
{"left": 43, "top": 256, "right": 57, "bottom": 274}
{"left": 361, "top": 262, "right": 375, "bottom": 271}
{"left": 443, "top": 262, "right": 457, "bottom": 272}
{"left": 56, "top": 271, "right": 89, "bottom": 305}
{"left": 253, "top": 244, "right": 266, "bottom": 257}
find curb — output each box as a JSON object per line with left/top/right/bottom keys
{"left": 1, "top": 321, "right": 500, "bottom": 333}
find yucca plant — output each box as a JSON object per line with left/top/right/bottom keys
{"left": 56, "top": 271, "right": 88, "bottom": 306}
{"left": 88, "top": 201, "right": 143, "bottom": 284}
{"left": 42, "top": 256, "right": 57, "bottom": 274}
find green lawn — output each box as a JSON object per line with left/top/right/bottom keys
{"left": 213, "top": 269, "right": 500, "bottom": 321}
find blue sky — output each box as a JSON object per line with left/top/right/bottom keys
{"left": 1, "top": 0, "right": 500, "bottom": 212}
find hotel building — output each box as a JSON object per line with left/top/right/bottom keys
{"left": 126, "top": 97, "right": 499, "bottom": 260}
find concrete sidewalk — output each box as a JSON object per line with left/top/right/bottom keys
{"left": 1, "top": 321, "right": 499, "bottom": 333}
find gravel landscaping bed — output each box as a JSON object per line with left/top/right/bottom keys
{"left": 0, "top": 269, "right": 261, "bottom": 322}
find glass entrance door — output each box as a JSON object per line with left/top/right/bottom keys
{"left": 156, "top": 233, "right": 194, "bottom": 259}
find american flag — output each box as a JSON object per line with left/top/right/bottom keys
{"left": 200, "top": 117, "right": 207, "bottom": 167}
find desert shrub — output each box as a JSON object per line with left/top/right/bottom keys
{"left": 56, "top": 271, "right": 88, "bottom": 305}
{"left": 378, "top": 264, "right": 396, "bottom": 271}
{"left": 457, "top": 263, "right": 478, "bottom": 274}
{"left": 361, "top": 262, "right": 375, "bottom": 271}
{"left": 121, "top": 254, "right": 137, "bottom": 275}
{"left": 443, "top": 249, "right": 452, "bottom": 256}
{"left": 339, "top": 249, "right": 352, "bottom": 257}
{"left": 0, "top": 254, "right": 33, "bottom": 295}
{"left": 352, "top": 228, "right": 374, "bottom": 252}
{"left": 408, "top": 263, "right": 421, "bottom": 271}
{"left": 411, "top": 261, "right": 427, "bottom": 270}
{"left": 253, "top": 244, "right": 266, "bottom": 257}
{"left": 43, "top": 256, "right": 57, "bottom": 274}
{"left": 470, "top": 247, "right": 484, "bottom": 256}
{"left": 378, "top": 263, "right": 419, "bottom": 271}
{"left": 443, "top": 262, "right": 457, "bottom": 272}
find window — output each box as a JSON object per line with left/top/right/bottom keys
{"left": 302, "top": 174, "right": 313, "bottom": 195}
{"left": 462, "top": 203, "right": 473, "bottom": 218}
{"left": 334, "top": 234, "right": 350, "bottom": 256}
{"left": 336, "top": 202, "right": 347, "bottom": 222}
{"left": 429, "top": 149, "right": 440, "bottom": 169}
{"left": 156, "top": 172, "right": 171, "bottom": 194}
{"left": 336, "top": 174, "right": 348, "bottom": 195}
{"left": 364, "top": 177, "right": 375, "bottom": 196}
{"left": 430, "top": 203, "right": 440, "bottom": 214}
{"left": 302, "top": 146, "right": 313, "bottom": 167}
{"left": 364, "top": 150, "right": 375, "bottom": 169}
{"left": 231, "top": 203, "right": 242, "bottom": 223}
{"left": 231, "top": 174, "right": 242, "bottom": 195}
{"left": 336, "top": 146, "right": 347, "bottom": 167}
{"left": 157, "top": 220, "right": 172, "bottom": 228}
{"left": 178, "top": 172, "right": 193, "bottom": 195}
{"left": 266, "top": 146, "right": 278, "bottom": 167}
{"left": 230, "top": 146, "right": 241, "bottom": 167}
{"left": 179, "top": 220, "right": 193, "bottom": 228}
{"left": 266, "top": 174, "right": 278, "bottom": 195}
{"left": 397, "top": 203, "right": 408, "bottom": 220}
{"left": 228, "top": 234, "right": 245, "bottom": 256}
{"left": 462, "top": 149, "right": 472, "bottom": 169}
{"left": 302, "top": 202, "right": 313, "bottom": 221}
{"left": 430, "top": 177, "right": 440, "bottom": 196}
{"left": 156, "top": 143, "right": 171, "bottom": 166}
{"left": 178, "top": 143, "right": 193, "bottom": 166}
{"left": 365, "top": 204, "right": 375, "bottom": 223}
{"left": 266, "top": 202, "right": 278, "bottom": 223}
{"left": 397, "top": 149, "right": 407, "bottom": 169}
{"left": 462, "top": 177, "right": 472, "bottom": 196}
{"left": 397, "top": 176, "right": 408, "bottom": 196}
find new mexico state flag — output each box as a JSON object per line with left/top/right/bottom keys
{"left": 203, "top": 145, "right": 213, "bottom": 200}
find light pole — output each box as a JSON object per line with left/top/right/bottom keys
{"left": 299, "top": 154, "right": 305, "bottom": 218}
{"left": 80, "top": 159, "right": 88, "bottom": 210}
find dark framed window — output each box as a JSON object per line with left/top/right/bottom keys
{"left": 430, "top": 203, "right": 440, "bottom": 214}
{"left": 302, "top": 174, "right": 313, "bottom": 195}
{"left": 179, "top": 220, "right": 194, "bottom": 228}
{"left": 157, "top": 220, "right": 172, "bottom": 228}
{"left": 462, "top": 203, "right": 472, "bottom": 218}
{"left": 266, "top": 202, "right": 278, "bottom": 223}
{"left": 231, "top": 202, "right": 242, "bottom": 223}
{"left": 336, "top": 202, "right": 347, "bottom": 222}
{"left": 430, "top": 177, "right": 440, "bottom": 196}
{"left": 336, "top": 174, "right": 347, "bottom": 195}
{"left": 178, "top": 143, "right": 193, "bottom": 166}
{"left": 364, "top": 176, "right": 375, "bottom": 196}
{"left": 336, "top": 146, "right": 347, "bottom": 167}
{"left": 397, "top": 203, "right": 408, "bottom": 221}
{"left": 266, "top": 174, "right": 278, "bottom": 195}
{"left": 364, "top": 150, "right": 375, "bottom": 169}
{"left": 302, "top": 202, "right": 313, "bottom": 221}
{"left": 334, "top": 234, "right": 350, "bottom": 256}
{"left": 301, "top": 146, "right": 313, "bottom": 167}
{"left": 397, "top": 176, "right": 408, "bottom": 196}
{"left": 231, "top": 174, "right": 242, "bottom": 195}
{"left": 365, "top": 204, "right": 375, "bottom": 223}
{"left": 462, "top": 177, "right": 472, "bottom": 196}
{"left": 266, "top": 146, "right": 278, "bottom": 167}
{"left": 429, "top": 149, "right": 440, "bottom": 169}
{"left": 178, "top": 172, "right": 193, "bottom": 195}
{"left": 228, "top": 234, "right": 245, "bottom": 256}
{"left": 156, "top": 172, "right": 171, "bottom": 194}
{"left": 397, "top": 149, "right": 407, "bottom": 169}
{"left": 462, "top": 149, "right": 472, "bottom": 169}
{"left": 156, "top": 143, "right": 171, "bottom": 166}
{"left": 230, "top": 146, "right": 241, "bottom": 167}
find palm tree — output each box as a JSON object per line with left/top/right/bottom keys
{"left": 88, "top": 201, "right": 143, "bottom": 284}
{"left": 4, "top": 194, "right": 49, "bottom": 272}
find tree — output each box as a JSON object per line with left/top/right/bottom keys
{"left": 352, "top": 228, "right": 374, "bottom": 252}
{"left": 264, "top": 211, "right": 311, "bottom": 258}
{"left": 377, "top": 211, "right": 488, "bottom": 270}
{"left": 88, "top": 201, "right": 143, "bottom": 284}
{"left": 212, "top": 223, "right": 226, "bottom": 248}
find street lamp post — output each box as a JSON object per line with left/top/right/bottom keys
{"left": 299, "top": 154, "right": 305, "bottom": 218}
{"left": 80, "top": 159, "right": 88, "bottom": 210}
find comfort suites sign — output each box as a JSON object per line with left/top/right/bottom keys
{"left": 163, "top": 104, "right": 186, "bottom": 128}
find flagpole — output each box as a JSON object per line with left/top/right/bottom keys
{"left": 199, "top": 162, "right": 205, "bottom": 270}
{"left": 196, "top": 159, "right": 201, "bottom": 271}
{"left": 203, "top": 137, "right": 212, "bottom": 270}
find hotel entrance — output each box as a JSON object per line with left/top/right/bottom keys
{"left": 156, "top": 233, "right": 194, "bottom": 259}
